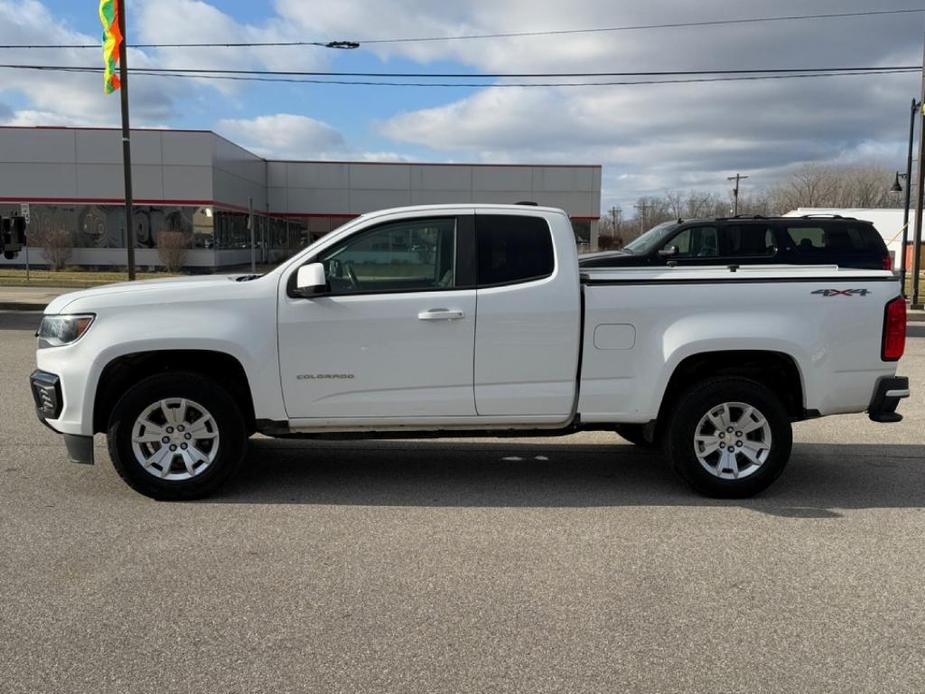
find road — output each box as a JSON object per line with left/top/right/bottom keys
{"left": 1, "top": 311, "right": 924, "bottom": 693}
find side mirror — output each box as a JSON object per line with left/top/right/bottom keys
{"left": 295, "top": 262, "right": 327, "bottom": 297}
{"left": 658, "top": 246, "right": 678, "bottom": 257}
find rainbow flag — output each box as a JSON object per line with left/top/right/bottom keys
{"left": 98, "top": 0, "right": 123, "bottom": 93}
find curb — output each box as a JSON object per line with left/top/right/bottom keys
{"left": 0, "top": 302, "right": 46, "bottom": 311}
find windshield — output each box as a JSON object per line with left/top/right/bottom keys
{"left": 623, "top": 221, "right": 681, "bottom": 255}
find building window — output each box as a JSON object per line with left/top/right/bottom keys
{"left": 0, "top": 203, "right": 200, "bottom": 249}
{"left": 571, "top": 219, "right": 591, "bottom": 245}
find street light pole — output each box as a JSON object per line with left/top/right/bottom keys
{"left": 901, "top": 98, "right": 918, "bottom": 293}
{"left": 912, "top": 33, "right": 925, "bottom": 309}
{"left": 727, "top": 173, "right": 749, "bottom": 216}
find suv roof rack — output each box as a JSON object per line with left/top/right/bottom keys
{"left": 715, "top": 214, "right": 768, "bottom": 221}
{"left": 799, "top": 213, "right": 858, "bottom": 220}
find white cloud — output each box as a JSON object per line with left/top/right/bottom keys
{"left": 215, "top": 114, "right": 347, "bottom": 159}
{"left": 136, "top": 0, "right": 331, "bottom": 96}
{"left": 2, "top": 0, "right": 922, "bottom": 210}
{"left": 0, "top": 0, "right": 182, "bottom": 126}
{"left": 214, "top": 113, "right": 416, "bottom": 162}
{"left": 359, "top": 0, "right": 923, "bottom": 207}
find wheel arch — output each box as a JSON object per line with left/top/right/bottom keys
{"left": 655, "top": 350, "right": 807, "bottom": 433}
{"left": 93, "top": 349, "right": 257, "bottom": 434}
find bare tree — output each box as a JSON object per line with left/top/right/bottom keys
{"left": 665, "top": 191, "right": 685, "bottom": 219}
{"left": 598, "top": 206, "right": 625, "bottom": 249}
{"left": 157, "top": 231, "right": 190, "bottom": 273}
{"left": 767, "top": 163, "right": 895, "bottom": 212}
{"left": 605, "top": 160, "right": 897, "bottom": 240}
{"left": 35, "top": 228, "right": 73, "bottom": 271}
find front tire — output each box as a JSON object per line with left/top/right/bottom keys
{"left": 107, "top": 372, "right": 248, "bottom": 500}
{"left": 666, "top": 377, "right": 792, "bottom": 498}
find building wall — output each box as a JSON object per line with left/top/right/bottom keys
{"left": 268, "top": 160, "right": 600, "bottom": 218}
{"left": 0, "top": 127, "right": 216, "bottom": 204}
{"left": 211, "top": 134, "right": 267, "bottom": 211}
{"left": 0, "top": 126, "right": 602, "bottom": 269}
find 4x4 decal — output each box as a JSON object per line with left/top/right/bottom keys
{"left": 811, "top": 288, "right": 870, "bottom": 297}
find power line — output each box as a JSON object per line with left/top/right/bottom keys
{"left": 0, "top": 63, "right": 917, "bottom": 79}
{"left": 359, "top": 8, "right": 925, "bottom": 44}
{"left": 0, "top": 8, "right": 920, "bottom": 49}
{"left": 128, "top": 69, "right": 925, "bottom": 88}
{"left": 0, "top": 63, "right": 915, "bottom": 88}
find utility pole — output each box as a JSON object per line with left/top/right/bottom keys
{"left": 727, "top": 173, "right": 749, "bottom": 216}
{"left": 248, "top": 197, "right": 255, "bottom": 273}
{"left": 912, "top": 33, "right": 925, "bottom": 309}
{"left": 117, "top": 2, "right": 135, "bottom": 280}
{"left": 606, "top": 206, "right": 622, "bottom": 248}
{"left": 634, "top": 202, "right": 651, "bottom": 233}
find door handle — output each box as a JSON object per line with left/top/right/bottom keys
{"left": 418, "top": 308, "right": 465, "bottom": 321}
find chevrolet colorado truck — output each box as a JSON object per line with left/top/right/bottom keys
{"left": 30, "top": 204, "right": 909, "bottom": 500}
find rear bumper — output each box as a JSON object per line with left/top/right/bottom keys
{"left": 868, "top": 376, "right": 909, "bottom": 423}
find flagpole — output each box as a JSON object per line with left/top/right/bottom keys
{"left": 117, "top": 1, "right": 136, "bottom": 281}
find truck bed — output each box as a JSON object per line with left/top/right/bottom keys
{"left": 577, "top": 264, "right": 899, "bottom": 423}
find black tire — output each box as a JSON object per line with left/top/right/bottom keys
{"left": 615, "top": 423, "right": 657, "bottom": 448}
{"left": 665, "top": 377, "right": 792, "bottom": 498}
{"left": 107, "top": 372, "right": 248, "bottom": 500}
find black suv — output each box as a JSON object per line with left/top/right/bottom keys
{"left": 580, "top": 215, "right": 892, "bottom": 271}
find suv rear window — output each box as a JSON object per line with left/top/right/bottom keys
{"left": 477, "top": 215, "right": 554, "bottom": 286}
{"left": 723, "top": 225, "right": 777, "bottom": 257}
{"left": 784, "top": 223, "right": 880, "bottom": 253}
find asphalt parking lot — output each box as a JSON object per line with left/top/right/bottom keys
{"left": 1, "top": 310, "right": 924, "bottom": 693}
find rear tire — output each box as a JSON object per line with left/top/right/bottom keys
{"left": 666, "top": 377, "right": 792, "bottom": 498}
{"left": 615, "top": 423, "right": 657, "bottom": 448}
{"left": 107, "top": 372, "right": 248, "bottom": 500}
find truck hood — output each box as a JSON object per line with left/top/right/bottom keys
{"left": 45, "top": 274, "right": 264, "bottom": 314}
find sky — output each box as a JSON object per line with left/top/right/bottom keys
{"left": 0, "top": 0, "right": 923, "bottom": 213}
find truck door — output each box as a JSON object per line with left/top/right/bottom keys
{"left": 278, "top": 215, "right": 477, "bottom": 419}
{"left": 473, "top": 213, "right": 581, "bottom": 417}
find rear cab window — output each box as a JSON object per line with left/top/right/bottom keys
{"left": 476, "top": 215, "right": 555, "bottom": 286}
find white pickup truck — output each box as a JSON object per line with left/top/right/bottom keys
{"left": 31, "top": 204, "right": 909, "bottom": 500}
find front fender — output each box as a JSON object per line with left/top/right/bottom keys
{"left": 37, "top": 297, "right": 284, "bottom": 436}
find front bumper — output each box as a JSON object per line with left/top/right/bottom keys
{"left": 868, "top": 376, "right": 910, "bottom": 423}
{"left": 30, "top": 370, "right": 94, "bottom": 464}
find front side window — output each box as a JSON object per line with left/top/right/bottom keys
{"left": 317, "top": 217, "right": 456, "bottom": 294}
{"left": 623, "top": 221, "right": 680, "bottom": 255}
{"left": 665, "top": 226, "right": 719, "bottom": 258}
{"left": 477, "top": 215, "right": 554, "bottom": 286}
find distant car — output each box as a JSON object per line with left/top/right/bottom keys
{"left": 581, "top": 215, "right": 892, "bottom": 271}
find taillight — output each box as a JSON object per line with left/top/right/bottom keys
{"left": 883, "top": 254, "right": 893, "bottom": 271}
{"left": 882, "top": 296, "right": 906, "bottom": 361}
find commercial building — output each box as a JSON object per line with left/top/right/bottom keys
{"left": 0, "top": 126, "right": 602, "bottom": 269}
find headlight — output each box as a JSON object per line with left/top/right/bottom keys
{"left": 37, "top": 314, "right": 95, "bottom": 348}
